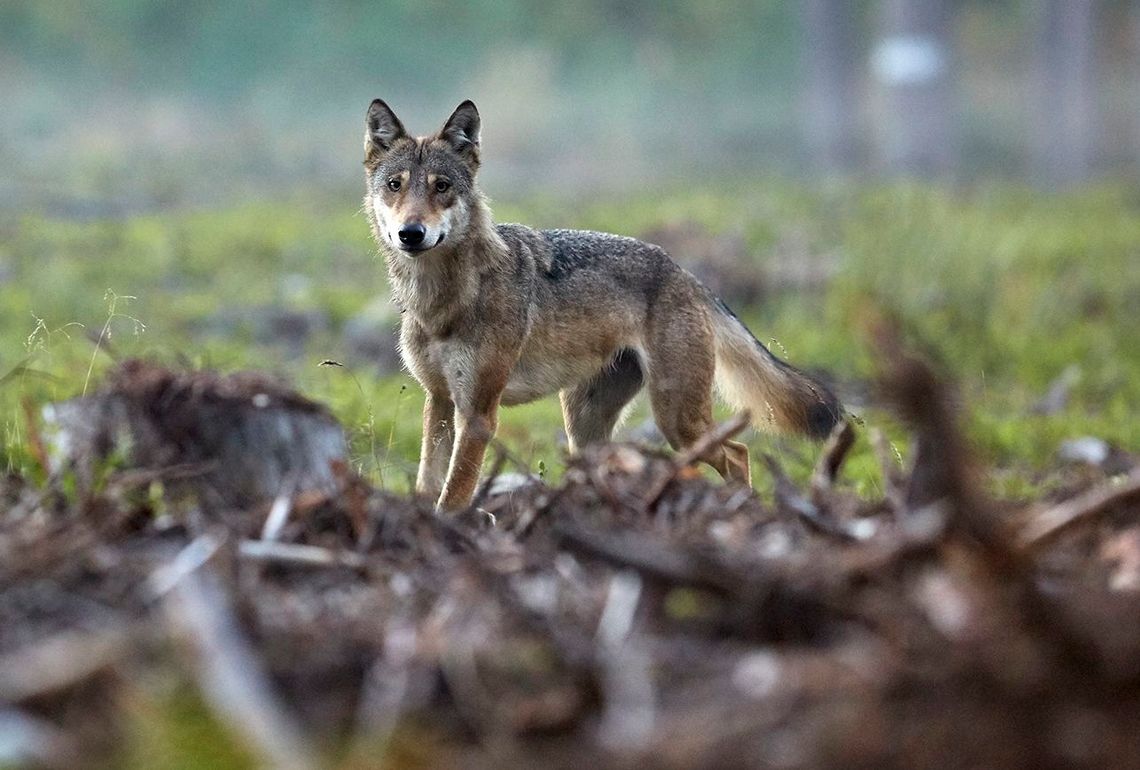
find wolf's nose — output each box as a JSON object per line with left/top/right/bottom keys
{"left": 398, "top": 223, "right": 427, "bottom": 246}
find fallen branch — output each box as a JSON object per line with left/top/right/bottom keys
{"left": 237, "top": 539, "right": 367, "bottom": 570}
{"left": 148, "top": 533, "right": 223, "bottom": 599}
{"left": 260, "top": 478, "right": 297, "bottom": 541}
{"left": 0, "top": 630, "right": 129, "bottom": 703}
{"left": 0, "top": 707, "right": 80, "bottom": 768}
{"left": 763, "top": 454, "right": 855, "bottom": 542}
{"left": 553, "top": 521, "right": 738, "bottom": 595}
{"left": 1019, "top": 467, "right": 1140, "bottom": 550}
{"left": 595, "top": 571, "right": 655, "bottom": 751}
{"left": 871, "top": 322, "right": 1021, "bottom": 573}
{"left": 106, "top": 462, "right": 219, "bottom": 492}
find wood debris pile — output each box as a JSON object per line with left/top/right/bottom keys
{"left": 3, "top": 352, "right": 1140, "bottom": 768}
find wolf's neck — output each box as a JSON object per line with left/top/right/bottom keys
{"left": 385, "top": 199, "right": 505, "bottom": 332}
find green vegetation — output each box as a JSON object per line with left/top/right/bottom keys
{"left": 2, "top": 182, "right": 1138, "bottom": 503}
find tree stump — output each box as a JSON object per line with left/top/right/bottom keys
{"left": 43, "top": 360, "right": 347, "bottom": 510}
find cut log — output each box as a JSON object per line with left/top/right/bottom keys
{"left": 42, "top": 360, "right": 347, "bottom": 510}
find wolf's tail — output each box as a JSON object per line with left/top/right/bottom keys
{"left": 708, "top": 297, "right": 843, "bottom": 439}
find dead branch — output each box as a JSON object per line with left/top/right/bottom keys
{"left": 553, "top": 521, "right": 739, "bottom": 595}
{"left": 260, "top": 478, "right": 297, "bottom": 541}
{"left": 0, "top": 630, "right": 129, "bottom": 703}
{"left": 763, "top": 454, "right": 855, "bottom": 541}
{"left": 810, "top": 418, "right": 856, "bottom": 502}
{"left": 596, "top": 571, "right": 655, "bottom": 752}
{"left": 148, "top": 533, "right": 224, "bottom": 599}
{"left": 345, "top": 621, "right": 419, "bottom": 762}
{"left": 0, "top": 707, "right": 80, "bottom": 769}
{"left": 1019, "top": 467, "right": 1140, "bottom": 550}
{"left": 871, "top": 322, "right": 1021, "bottom": 573}
{"left": 237, "top": 539, "right": 367, "bottom": 570}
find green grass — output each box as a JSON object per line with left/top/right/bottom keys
{"left": 117, "top": 678, "right": 260, "bottom": 770}
{"left": 2, "top": 181, "right": 1138, "bottom": 502}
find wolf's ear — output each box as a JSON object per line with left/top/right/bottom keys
{"left": 365, "top": 99, "right": 407, "bottom": 165}
{"left": 439, "top": 100, "right": 480, "bottom": 169}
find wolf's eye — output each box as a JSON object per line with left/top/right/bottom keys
{"left": 434, "top": 180, "right": 451, "bottom": 193}
{"left": 386, "top": 178, "right": 401, "bottom": 192}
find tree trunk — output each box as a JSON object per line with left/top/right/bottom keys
{"left": 1132, "top": 3, "right": 1140, "bottom": 173}
{"left": 1032, "top": 0, "right": 1099, "bottom": 185}
{"left": 873, "top": 0, "right": 956, "bottom": 176}
{"left": 801, "top": 0, "right": 859, "bottom": 172}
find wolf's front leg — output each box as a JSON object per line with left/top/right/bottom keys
{"left": 416, "top": 392, "right": 455, "bottom": 501}
{"left": 436, "top": 406, "right": 499, "bottom": 511}
{"left": 436, "top": 345, "right": 513, "bottom": 511}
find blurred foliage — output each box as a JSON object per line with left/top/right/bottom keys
{"left": 118, "top": 677, "right": 259, "bottom": 770}
{"left": 0, "top": 0, "right": 799, "bottom": 105}
{"left": 0, "top": 1, "right": 822, "bottom": 211}
{"left": 11, "top": 0, "right": 1137, "bottom": 208}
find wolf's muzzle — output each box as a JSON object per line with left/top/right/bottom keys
{"left": 398, "top": 223, "right": 427, "bottom": 247}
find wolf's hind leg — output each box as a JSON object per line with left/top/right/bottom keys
{"left": 644, "top": 294, "right": 752, "bottom": 486}
{"left": 560, "top": 349, "right": 644, "bottom": 452}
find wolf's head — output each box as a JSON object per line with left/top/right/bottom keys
{"left": 363, "top": 100, "right": 482, "bottom": 256}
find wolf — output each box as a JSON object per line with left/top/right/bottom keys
{"left": 363, "top": 99, "right": 843, "bottom": 511}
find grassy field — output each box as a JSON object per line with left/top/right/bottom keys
{"left": 2, "top": 181, "right": 1138, "bottom": 501}
{"left": 3, "top": 180, "right": 1139, "bottom": 768}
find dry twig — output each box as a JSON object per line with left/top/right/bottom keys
{"left": 810, "top": 419, "right": 856, "bottom": 503}
{"left": 237, "top": 539, "right": 367, "bottom": 570}
{"left": 554, "top": 521, "right": 738, "bottom": 595}
{"left": 763, "top": 454, "right": 854, "bottom": 541}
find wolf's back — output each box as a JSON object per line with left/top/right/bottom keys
{"left": 708, "top": 298, "right": 842, "bottom": 438}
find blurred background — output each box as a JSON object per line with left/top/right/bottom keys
{"left": 2, "top": 0, "right": 1139, "bottom": 214}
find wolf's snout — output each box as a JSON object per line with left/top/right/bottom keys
{"left": 398, "top": 223, "right": 427, "bottom": 247}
